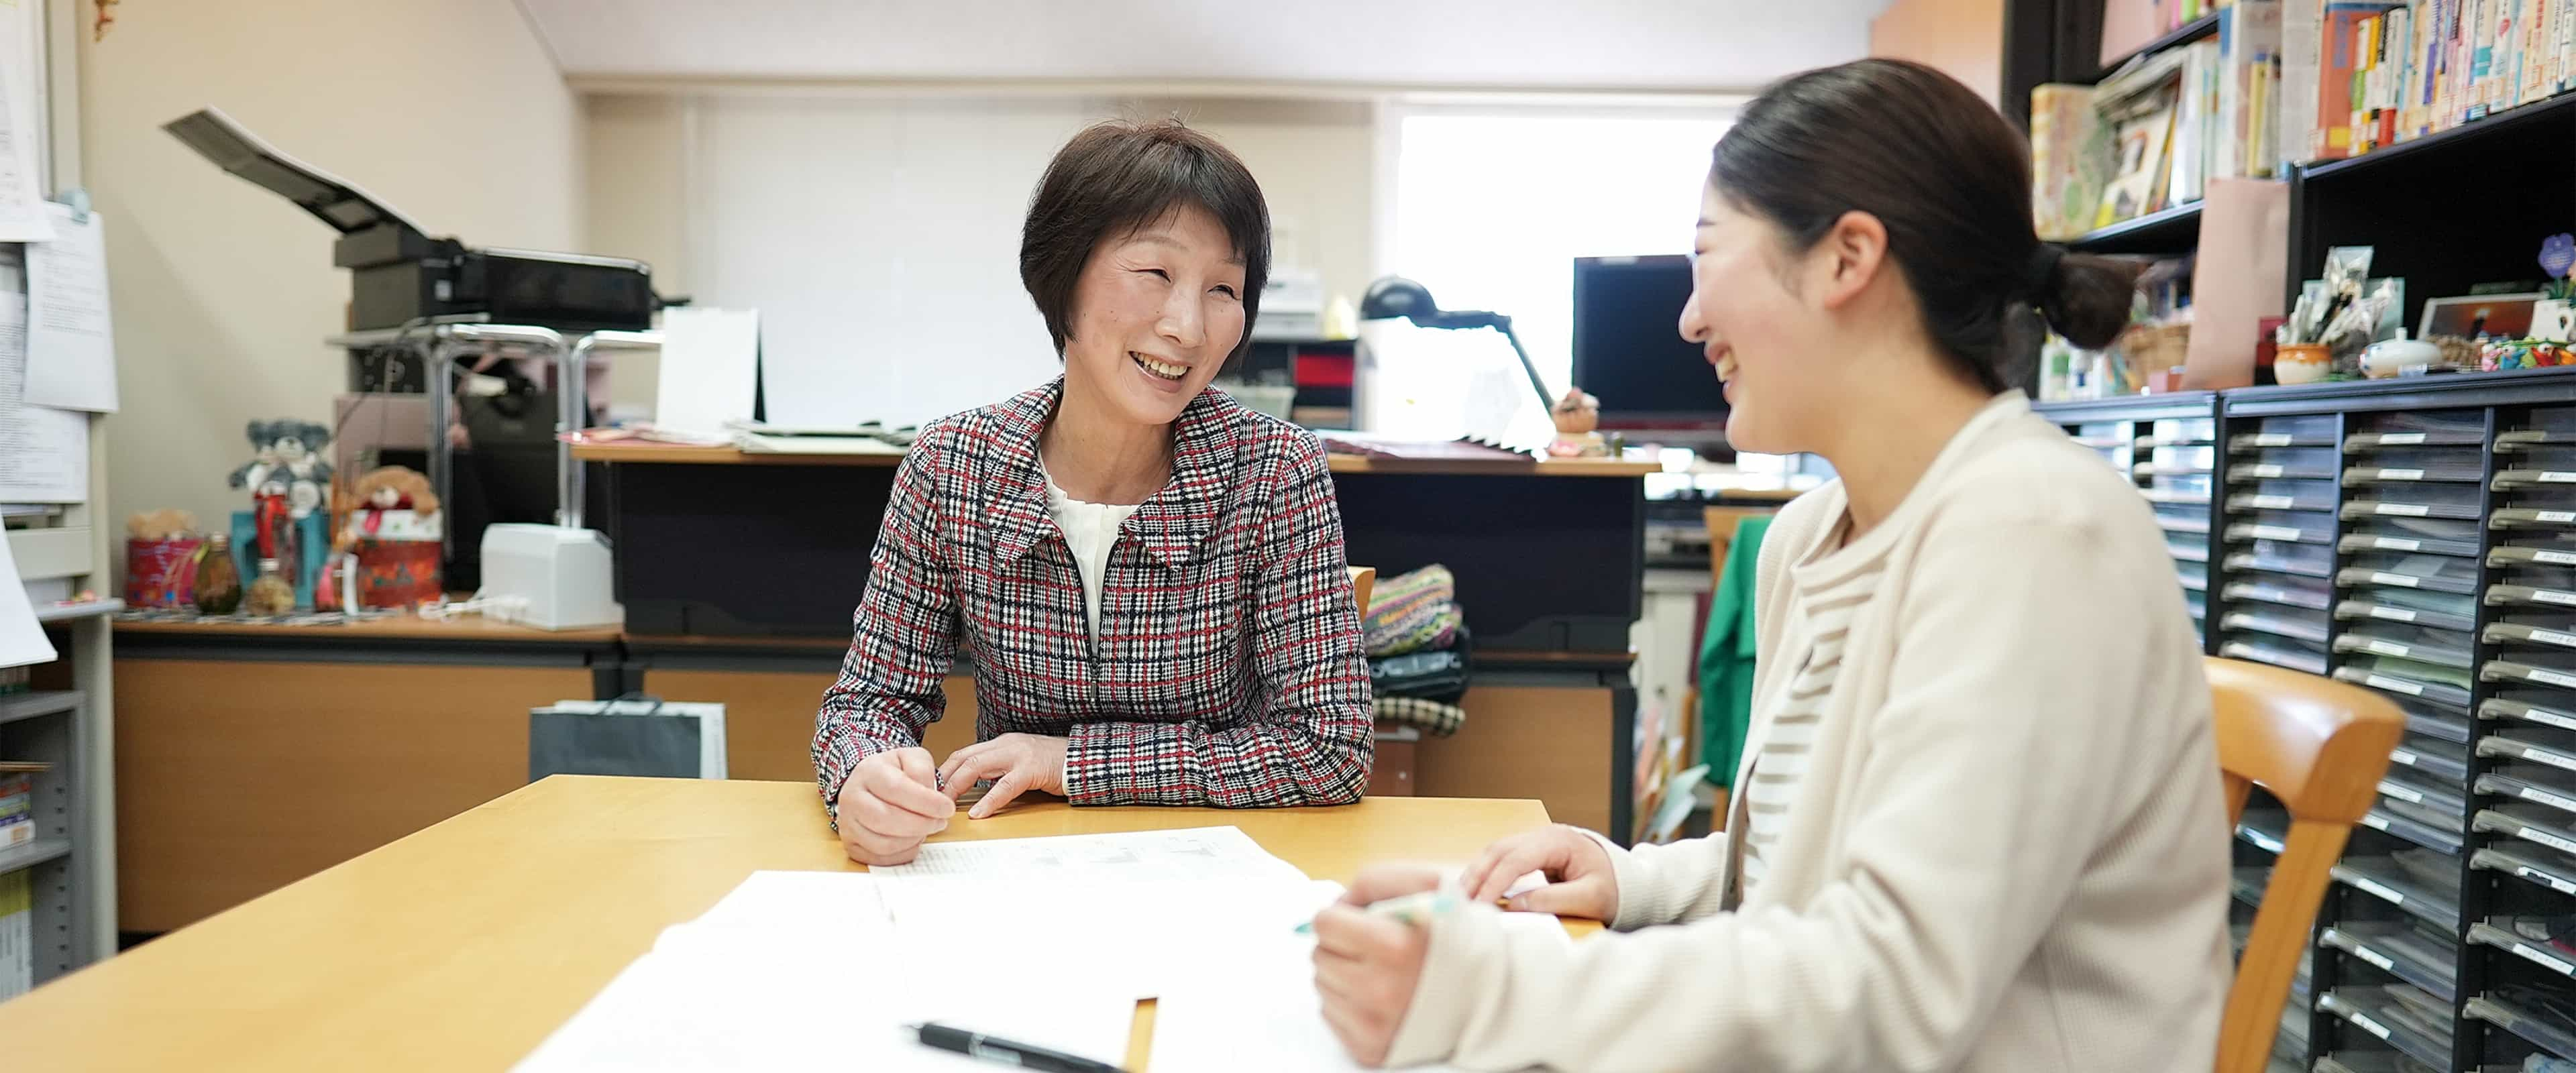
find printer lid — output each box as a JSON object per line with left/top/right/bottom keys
{"left": 161, "top": 106, "right": 431, "bottom": 239}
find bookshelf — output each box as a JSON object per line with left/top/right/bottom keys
{"left": 2098, "top": 10, "right": 2225, "bottom": 78}
{"left": 2287, "top": 90, "right": 2576, "bottom": 310}
{"left": 2066, "top": 199, "right": 2206, "bottom": 256}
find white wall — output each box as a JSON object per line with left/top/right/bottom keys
{"left": 81, "top": 0, "right": 582, "bottom": 532}
{"left": 578, "top": 92, "right": 1377, "bottom": 424}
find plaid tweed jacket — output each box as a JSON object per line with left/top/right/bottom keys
{"left": 813, "top": 378, "right": 1374, "bottom": 823}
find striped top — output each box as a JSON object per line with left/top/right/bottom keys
{"left": 1739, "top": 519, "right": 1883, "bottom": 892}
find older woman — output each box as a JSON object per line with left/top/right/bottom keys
{"left": 812, "top": 119, "right": 1375, "bottom": 865}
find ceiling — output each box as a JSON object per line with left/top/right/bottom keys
{"left": 517, "top": 0, "right": 1885, "bottom": 92}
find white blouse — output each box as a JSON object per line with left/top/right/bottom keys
{"left": 1040, "top": 465, "right": 1141, "bottom": 640}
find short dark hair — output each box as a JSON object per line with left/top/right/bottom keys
{"left": 1711, "top": 59, "right": 2137, "bottom": 392}
{"left": 1020, "top": 119, "right": 1271, "bottom": 366}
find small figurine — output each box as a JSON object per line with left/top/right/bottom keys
{"left": 347, "top": 465, "right": 440, "bottom": 537}
{"left": 1547, "top": 388, "right": 1614, "bottom": 458}
{"left": 227, "top": 420, "right": 334, "bottom": 596}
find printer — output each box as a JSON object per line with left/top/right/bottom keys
{"left": 162, "top": 107, "right": 656, "bottom": 333}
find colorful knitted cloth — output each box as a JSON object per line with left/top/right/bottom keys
{"left": 1375, "top": 695, "right": 1466, "bottom": 737}
{"left": 1364, "top": 564, "right": 1460, "bottom": 657}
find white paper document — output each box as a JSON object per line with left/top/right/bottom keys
{"left": 1152, "top": 911, "right": 1571, "bottom": 1073}
{"left": 653, "top": 307, "right": 760, "bottom": 438}
{"left": 1153, "top": 929, "right": 1459, "bottom": 1073}
{"left": 871, "top": 830, "right": 1333, "bottom": 1001}
{"left": 0, "top": 248, "right": 89, "bottom": 503}
{"left": 0, "top": 522, "right": 56, "bottom": 669}
{"left": 870, "top": 826, "right": 1307, "bottom": 885}
{"left": 24, "top": 202, "right": 115, "bottom": 411}
{"left": 0, "top": 2, "right": 51, "bottom": 243}
{"left": 516, "top": 868, "right": 1134, "bottom": 1072}
{"left": 690, "top": 868, "right": 885, "bottom": 930}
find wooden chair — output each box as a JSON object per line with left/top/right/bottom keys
{"left": 2208, "top": 656, "right": 2406, "bottom": 1073}
{"left": 1348, "top": 565, "right": 1377, "bottom": 619}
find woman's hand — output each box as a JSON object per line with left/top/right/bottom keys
{"left": 1458, "top": 824, "right": 1621, "bottom": 920}
{"left": 1311, "top": 899, "right": 1431, "bottom": 1068}
{"left": 937, "top": 733, "right": 1067, "bottom": 818}
{"left": 835, "top": 746, "right": 953, "bottom": 866}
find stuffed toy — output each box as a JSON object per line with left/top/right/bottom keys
{"left": 124, "top": 509, "right": 199, "bottom": 542}
{"left": 352, "top": 466, "right": 439, "bottom": 525}
{"left": 227, "top": 419, "right": 335, "bottom": 583}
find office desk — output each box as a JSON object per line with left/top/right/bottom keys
{"left": 582, "top": 441, "right": 1654, "bottom": 836}
{"left": 0, "top": 775, "right": 1566, "bottom": 1071}
{"left": 574, "top": 444, "right": 1656, "bottom": 654}
{"left": 113, "top": 614, "right": 1626, "bottom": 932}
{"left": 110, "top": 615, "right": 627, "bottom": 933}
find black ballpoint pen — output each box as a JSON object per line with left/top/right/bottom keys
{"left": 911, "top": 1021, "right": 1130, "bottom": 1073}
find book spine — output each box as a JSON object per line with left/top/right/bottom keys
{"left": 2031, "top": 86, "right": 2068, "bottom": 235}
{"left": 2477, "top": 0, "right": 2502, "bottom": 113}
{"left": 2555, "top": 0, "right": 2572, "bottom": 90}
{"left": 2529, "top": 0, "right": 2554, "bottom": 99}
{"left": 2204, "top": 39, "right": 2224, "bottom": 186}
{"left": 2286, "top": 0, "right": 2323, "bottom": 160}
{"left": 0, "top": 869, "right": 28, "bottom": 1002}
{"left": 2354, "top": 14, "right": 2380, "bottom": 151}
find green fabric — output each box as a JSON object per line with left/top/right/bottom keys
{"left": 1697, "top": 515, "right": 1770, "bottom": 789}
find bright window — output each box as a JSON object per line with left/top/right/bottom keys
{"left": 1385, "top": 109, "right": 1735, "bottom": 396}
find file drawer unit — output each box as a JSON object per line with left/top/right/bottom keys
{"left": 2033, "top": 393, "right": 2222, "bottom": 648}
{"left": 2041, "top": 368, "right": 2576, "bottom": 1071}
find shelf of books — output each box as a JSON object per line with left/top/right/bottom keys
{"left": 2039, "top": 0, "right": 2576, "bottom": 249}
{"left": 0, "top": 688, "right": 92, "bottom": 1002}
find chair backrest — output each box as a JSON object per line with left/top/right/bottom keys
{"left": 1348, "top": 566, "right": 1377, "bottom": 620}
{"left": 2206, "top": 657, "right": 2406, "bottom": 1073}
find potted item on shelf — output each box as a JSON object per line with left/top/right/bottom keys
{"left": 2275, "top": 343, "right": 2332, "bottom": 384}
{"left": 2279, "top": 247, "right": 2398, "bottom": 381}
{"left": 2534, "top": 233, "right": 2575, "bottom": 343}
{"left": 192, "top": 534, "right": 241, "bottom": 614}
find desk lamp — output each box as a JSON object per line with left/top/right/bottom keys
{"left": 1358, "top": 276, "right": 1556, "bottom": 407}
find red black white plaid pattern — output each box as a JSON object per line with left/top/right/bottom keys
{"left": 813, "top": 378, "right": 1374, "bottom": 824}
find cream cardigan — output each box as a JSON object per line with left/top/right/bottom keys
{"left": 1387, "top": 392, "right": 2233, "bottom": 1072}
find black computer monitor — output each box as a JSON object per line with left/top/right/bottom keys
{"left": 1571, "top": 254, "right": 1728, "bottom": 445}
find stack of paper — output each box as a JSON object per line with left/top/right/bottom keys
{"left": 513, "top": 870, "right": 1132, "bottom": 1072}
{"left": 517, "top": 826, "right": 1404, "bottom": 1072}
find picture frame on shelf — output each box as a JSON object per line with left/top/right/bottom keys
{"left": 2420, "top": 292, "right": 2546, "bottom": 341}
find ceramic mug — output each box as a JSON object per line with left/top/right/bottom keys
{"left": 2275, "top": 343, "right": 2332, "bottom": 386}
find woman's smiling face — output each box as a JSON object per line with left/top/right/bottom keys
{"left": 1678, "top": 183, "right": 1835, "bottom": 456}
{"left": 1061, "top": 204, "right": 1248, "bottom": 428}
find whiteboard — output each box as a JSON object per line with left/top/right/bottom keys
{"left": 690, "top": 95, "right": 1108, "bottom": 429}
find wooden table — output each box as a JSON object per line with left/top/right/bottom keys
{"left": 0, "top": 775, "right": 1567, "bottom": 1070}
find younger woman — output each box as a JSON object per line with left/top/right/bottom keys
{"left": 1310, "top": 59, "right": 2229, "bottom": 1072}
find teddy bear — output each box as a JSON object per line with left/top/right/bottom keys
{"left": 342, "top": 465, "right": 441, "bottom": 545}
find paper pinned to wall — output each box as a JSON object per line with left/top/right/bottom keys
{"left": 0, "top": 524, "right": 58, "bottom": 669}
{"left": 652, "top": 307, "right": 760, "bottom": 437}
{"left": 0, "top": 1, "right": 52, "bottom": 243}
{"left": 0, "top": 247, "right": 89, "bottom": 503}
{"left": 25, "top": 203, "right": 115, "bottom": 411}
